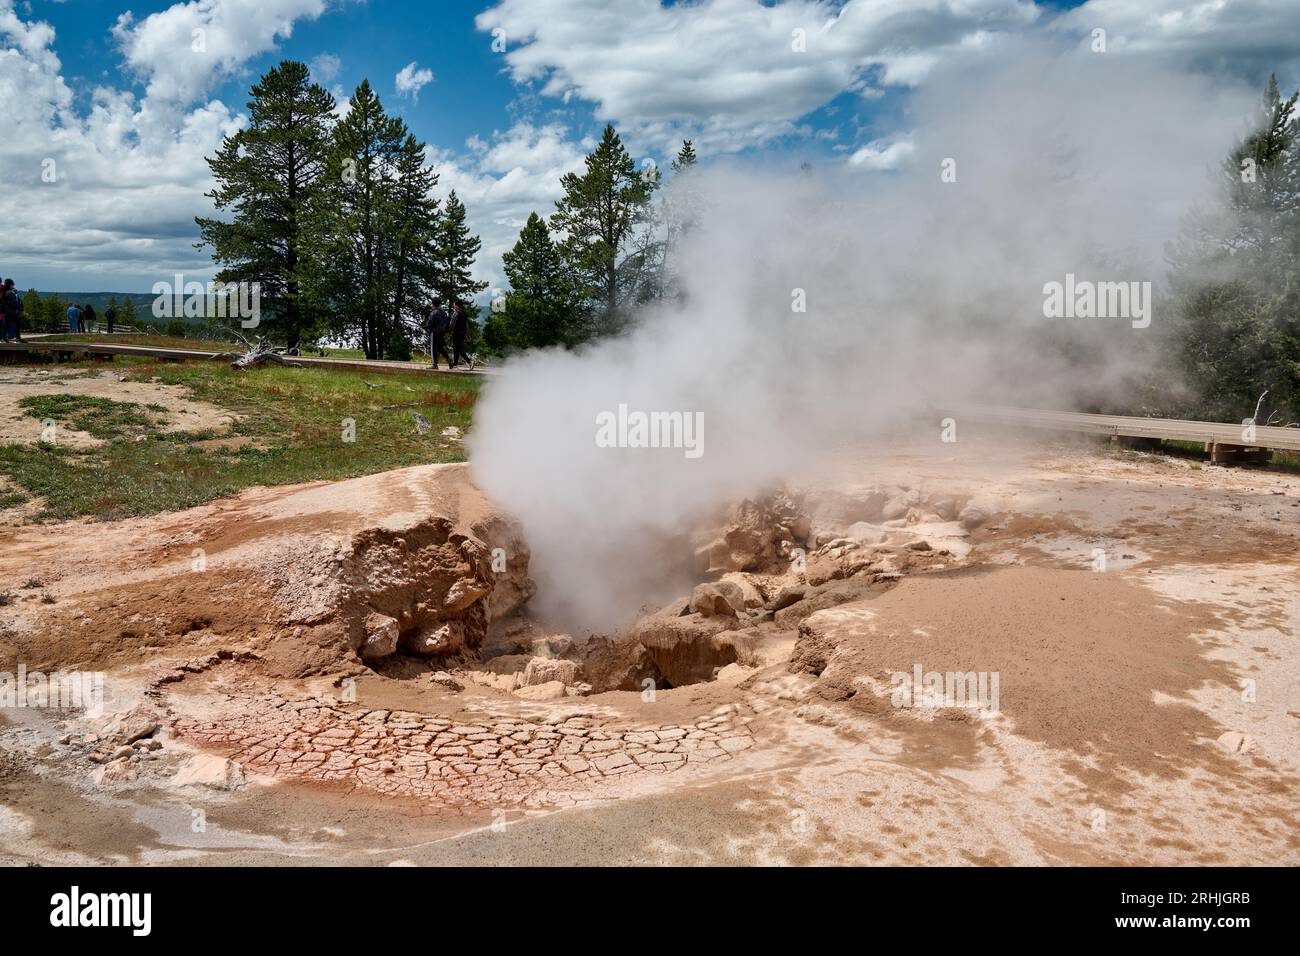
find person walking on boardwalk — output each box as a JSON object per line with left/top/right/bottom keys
{"left": 449, "top": 299, "right": 475, "bottom": 371}
{"left": 424, "top": 298, "right": 452, "bottom": 369}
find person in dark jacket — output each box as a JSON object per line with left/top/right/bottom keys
{"left": 424, "top": 298, "right": 452, "bottom": 369}
{"left": 448, "top": 300, "right": 475, "bottom": 370}
{"left": 105, "top": 305, "right": 117, "bottom": 334}
{"left": 1, "top": 279, "right": 23, "bottom": 343}
{"left": 82, "top": 303, "right": 97, "bottom": 333}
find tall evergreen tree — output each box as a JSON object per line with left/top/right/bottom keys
{"left": 41, "top": 293, "right": 67, "bottom": 332}
{"left": 497, "top": 212, "right": 580, "bottom": 349}
{"left": 434, "top": 190, "right": 488, "bottom": 343}
{"left": 659, "top": 139, "right": 702, "bottom": 301}
{"left": 305, "top": 79, "right": 408, "bottom": 359}
{"left": 1166, "top": 74, "right": 1300, "bottom": 423}
{"left": 552, "top": 124, "right": 656, "bottom": 335}
{"left": 22, "top": 290, "right": 40, "bottom": 331}
{"left": 196, "top": 60, "right": 336, "bottom": 349}
{"left": 388, "top": 134, "right": 443, "bottom": 353}
{"left": 671, "top": 139, "right": 697, "bottom": 172}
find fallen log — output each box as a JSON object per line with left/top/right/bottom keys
{"left": 213, "top": 327, "right": 303, "bottom": 369}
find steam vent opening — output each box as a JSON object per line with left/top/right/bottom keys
{"left": 343, "top": 482, "right": 976, "bottom": 697}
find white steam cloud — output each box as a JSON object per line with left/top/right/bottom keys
{"left": 469, "top": 41, "right": 1256, "bottom": 634}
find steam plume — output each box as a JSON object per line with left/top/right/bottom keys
{"left": 470, "top": 42, "right": 1256, "bottom": 633}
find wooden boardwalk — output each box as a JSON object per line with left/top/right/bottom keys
{"left": 963, "top": 404, "right": 1300, "bottom": 459}
{"left": 3, "top": 338, "right": 1293, "bottom": 459}
{"left": 0, "top": 338, "right": 490, "bottom": 378}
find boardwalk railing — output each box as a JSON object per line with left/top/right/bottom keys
{"left": 961, "top": 404, "right": 1300, "bottom": 458}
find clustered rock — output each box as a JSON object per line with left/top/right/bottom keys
{"left": 342, "top": 516, "right": 534, "bottom": 663}
{"left": 461, "top": 654, "right": 590, "bottom": 700}
{"left": 695, "top": 492, "right": 810, "bottom": 574}
{"left": 471, "top": 485, "right": 996, "bottom": 696}
{"left": 57, "top": 704, "right": 165, "bottom": 786}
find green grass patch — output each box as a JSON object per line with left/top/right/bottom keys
{"left": 18, "top": 394, "right": 159, "bottom": 440}
{"left": 0, "top": 359, "right": 480, "bottom": 521}
{"left": 0, "top": 490, "right": 29, "bottom": 509}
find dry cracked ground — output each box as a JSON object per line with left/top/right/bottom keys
{"left": 0, "top": 434, "right": 1297, "bottom": 866}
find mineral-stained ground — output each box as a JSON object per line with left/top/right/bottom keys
{"left": 1, "top": 438, "right": 1297, "bottom": 866}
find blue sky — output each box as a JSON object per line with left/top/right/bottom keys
{"left": 2, "top": 0, "right": 1298, "bottom": 294}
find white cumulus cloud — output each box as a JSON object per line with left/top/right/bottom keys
{"left": 0, "top": 0, "right": 330, "bottom": 290}
{"left": 476, "top": 0, "right": 1043, "bottom": 153}
{"left": 395, "top": 60, "right": 434, "bottom": 100}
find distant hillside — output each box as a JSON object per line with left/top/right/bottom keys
{"left": 30, "top": 292, "right": 210, "bottom": 325}
{"left": 34, "top": 292, "right": 156, "bottom": 314}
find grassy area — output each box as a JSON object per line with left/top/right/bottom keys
{"left": 0, "top": 357, "right": 480, "bottom": 521}
{"left": 18, "top": 394, "right": 164, "bottom": 440}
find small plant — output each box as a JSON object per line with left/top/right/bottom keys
{"left": 41, "top": 593, "right": 56, "bottom": 605}
{"left": 0, "top": 491, "right": 27, "bottom": 509}
{"left": 22, "top": 578, "right": 44, "bottom": 589}
{"left": 0, "top": 592, "right": 15, "bottom": 607}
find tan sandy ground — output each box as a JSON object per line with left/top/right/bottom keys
{"left": 0, "top": 366, "right": 235, "bottom": 447}
{"left": 0, "top": 435, "right": 1296, "bottom": 866}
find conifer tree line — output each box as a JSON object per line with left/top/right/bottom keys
{"left": 1162, "top": 74, "right": 1300, "bottom": 424}
{"left": 194, "top": 60, "right": 696, "bottom": 360}
{"left": 196, "top": 62, "right": 485, "bottom": 360}
{"left": 17, "top": 292, "right": 141, "bottom": 332}
{"left": 192, "top": 61, "right": 1299, "bottom": 426}
{"left": 483, "top": 128, "right": 699, "bottom": 354}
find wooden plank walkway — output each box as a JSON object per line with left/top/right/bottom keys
{"left": 962, "top": 404, "right": 1300, "bottom": 454}
{"left": 0, "top": 338, "right": 491, "bottom": 378}
{"left": 3, "top": 339, "right": 1293, "bottom": 455}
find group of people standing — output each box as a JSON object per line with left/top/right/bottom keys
{"left": 423, "top": 298, "right": 474, "bottom": 371}
{"left": 0, "top": 284, "right": 125, "bottom": 342}
{"left": 1, "top": 279, "right": 24, "bottom": 343}
{"left": 65, "top": 302, "right": 114, "bottom": 334}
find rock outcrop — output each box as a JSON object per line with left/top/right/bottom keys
{"left": 696, "top": 492, "right": 811, "bottom": 573}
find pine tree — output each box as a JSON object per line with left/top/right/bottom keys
{"left": 388, "top": 133, "right": 442, "bottom": 354}
{"left": 196, "top": 61, "right": 336, "bottom": 349}
{"left": 1225, "top": 74, "right": 1300, "bottom": 265}
{"left": 22, "top": 290, "right": 40, "bottom": 332}
{"left": 40, "top": 293, "right": 65, "bottom": 332}
{"left": 671, "top": 140, "right": 697, "bottom": 172}
{"left": 119, "top": 296, "right": 138, "bottom": 328}
{"left": 552, "top": 124, "right": 656, "bottom": 335}
{"left": 305, "top": 79, "right": 408, "bottom": 359}
{"left": 660, "top": 139, "right": 702, "bottom": 301}
{"left": 434, "top": 190, "right": 488, "bottom": 344}
{"left": 499, "top": 212, "right": 579, "bottom": 349}
{"left": 1166, "top": 74, "right": 1300, "bottom": 423}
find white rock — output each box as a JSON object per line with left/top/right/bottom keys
{"left": 360, "top": 611, "right": 400, "bottom": 659}
{"left": 1216, "top": 731, "right": 1258, "bottom": 755}
{"left": 521, "top": 657, "right": 579, "bottom": 687}
{"left": 845, "top": 522, "right": 887, "bottom": 544}
{"left": 514, "top": 680, "right": 567, "bottom": 701}
{"left": 172, "top": 754, "right": 246, "bottom": 790}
